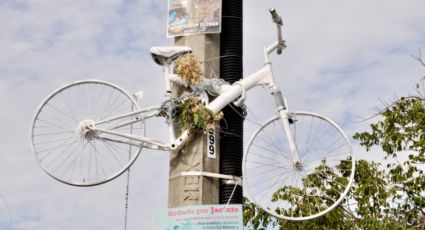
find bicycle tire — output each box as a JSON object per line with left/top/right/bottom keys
{"left": 31, "top": 80, "right": 144, "bottom": 186}
{"left": 243, "top": 111, "right": 355, "bottom": 221}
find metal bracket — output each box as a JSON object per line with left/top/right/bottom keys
{"left": 169, "top": 171, "right": 242, "bottom": 186}
{"left": 233, "top": 81, "right": 246, "bottom": 107}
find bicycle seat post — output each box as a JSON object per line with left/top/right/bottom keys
{"left": 150, "top": 46, "right": 192, "bottom": 94}
{"left": 162, "top": 63, "right": 172, "bottom": 94}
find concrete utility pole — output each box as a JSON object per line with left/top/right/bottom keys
{"left": 168, "top": 0, "right": 243, "bottom": 208}
{"left": 168, "top": 34, "right": 221, "bottom": 207}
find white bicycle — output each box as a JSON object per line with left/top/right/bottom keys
{"left": 31, "top": 9, "right": 355, "bottom": 221}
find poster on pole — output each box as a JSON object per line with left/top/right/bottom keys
{"left": 153, "top": 204, "right": 243, "bottom": 229}
{"left": 168, "top": 0, "right": 222, "bottom": 37}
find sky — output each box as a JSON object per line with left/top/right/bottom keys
{"left": 0, "top": 0, "right": 425, "bottom": 229}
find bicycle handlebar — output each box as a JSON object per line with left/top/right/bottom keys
{"left": 269, "top": 8, "right": 286, "bottom": 55}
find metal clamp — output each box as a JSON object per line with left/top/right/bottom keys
{"left": 169, "top": 171, "right": 242, "bottom": 186}
{"left": 233, "top": 81, "right": 246, "bottom": 107}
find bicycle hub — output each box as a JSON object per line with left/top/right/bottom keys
{"left": 76, "top": 119, "right": 97, "bottom": 140}
{"left": 293, "top": 160, "right": 303, "bottom": 171}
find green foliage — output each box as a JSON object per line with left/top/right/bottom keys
{"left": 158, "top": 95, "right": 223, "bottom": 150}
{"left": 352, "top": 77, "right": 425, "bottom": 229}
{"left": 177, "top": 95, "right": 222, "bottom": 136}
{"left": 269, "top": 160, "right": 350, "bottom": 220}
{"left": 243, "top": 78, "right": 425, "bottom": 229}
{"left": 353, "top": 92, "right": 425, "bottom": 158}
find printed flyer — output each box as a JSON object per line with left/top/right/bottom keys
{"left": 153, "top": 204, "right": 243, "bottom": 230}
{"left": 168, "top": 0, "right": 222, "bottom": 37}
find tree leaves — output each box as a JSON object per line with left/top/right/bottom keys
{"left": 244, "top": 78, "right": 425, "bottom": 229}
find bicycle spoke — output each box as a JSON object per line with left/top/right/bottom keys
{"left": 33, "top": 136, "right": 76, "bottom": 146}
{"left": 46, "top": 103, "right": 79, "bottom": 124}
{"left": 35, "top": 118, "right": 74, "bottom": 133}
{"left": 38, "top": 138, "right": 79, "bottom": 160}
{"left": 101, "top": 140, "right": 126, "bottom": 166}
{"left": 249, "top": 148, "right": 289, "bottom": 164}
{"left": 60, "top": 141, "right": 87, "bottom": 180}
{"left": 244, "top": 113, "right": 354, "bottom": 221}
{"left": 32, "top": 80, "right": 145, "bottom": 186}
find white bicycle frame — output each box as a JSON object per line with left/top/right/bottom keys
{"left": 31, "top": 8, "right": 355, "bottom": 220}
{"left": 93, "top": 41, "right": 302, "bottom": 167}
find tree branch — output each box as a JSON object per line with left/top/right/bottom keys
{"left": 412, "top": 48, "right": 425, "bottom": 67}
{"left": 354, "top": 95, "right": 424, "bottom": 123}
{"left": 340, "top": 203, "right": 358, "bottom": 220}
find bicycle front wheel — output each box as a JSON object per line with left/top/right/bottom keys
{"left": 31, "top": 80, "right": 145, "bottom": 186}
{"left": 243, "top": 111, "right": 355, "bottom": 221}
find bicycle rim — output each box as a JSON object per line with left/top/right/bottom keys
{"left": 243, "top": 111, "right": 355, "bottom": 221}
{"left": 31, "top": 80, "right": 145, "bottom": 186}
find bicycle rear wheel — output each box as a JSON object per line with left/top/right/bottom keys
{"left": 31, "top": 80, "right": 144, "bottom": 186}
{"left": 243, "top": 111, "right": 355, "bottom": 221}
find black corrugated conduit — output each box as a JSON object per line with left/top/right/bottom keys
{"left": 219, "top": 0, "right": 244, "bottom": 204}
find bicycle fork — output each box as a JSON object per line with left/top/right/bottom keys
{"left": 272, "top": 90, "right": 303, "bottom": 170}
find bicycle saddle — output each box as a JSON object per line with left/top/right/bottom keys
{"left": 150, "top": 46, "right": 192, "bottom": 66}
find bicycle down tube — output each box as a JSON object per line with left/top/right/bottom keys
{"left": 88, "top": 40, "right": 302, "bottom": 162}
{"left": 30, "top": 8, "right": 355, "bottom": 220}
